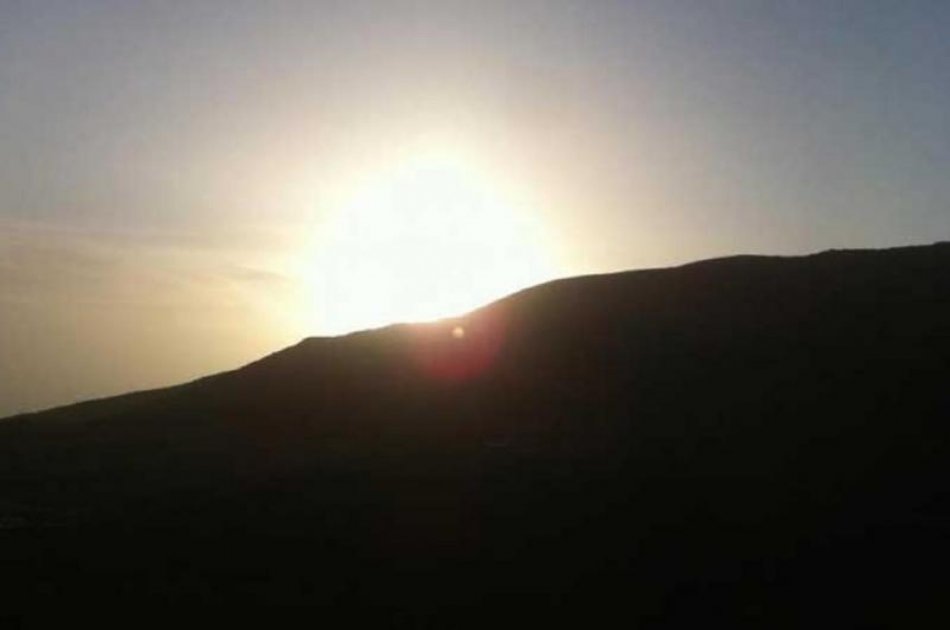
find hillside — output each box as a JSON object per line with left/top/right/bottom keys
{"left": 2, "top": 243, "right": 948, "bottom": 623}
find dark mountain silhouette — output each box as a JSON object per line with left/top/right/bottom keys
{"left": 2, "top": 243, "right": 948, "bottom": 623}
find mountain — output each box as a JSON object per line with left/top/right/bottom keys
{"left": 2, "top": 243, "right": 948, "bottom": 623}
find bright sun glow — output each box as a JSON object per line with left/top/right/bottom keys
{"left": 303, "top": 147, "right": 559, "bottom": 334}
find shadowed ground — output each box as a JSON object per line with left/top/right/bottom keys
{"left": 1, "top": 243, "right": 948, "bottom": 624}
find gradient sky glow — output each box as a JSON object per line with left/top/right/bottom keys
{"left": 2, "top": 1, "right": 948, "bottom": 415}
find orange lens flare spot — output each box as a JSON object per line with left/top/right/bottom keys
{"left": 409, "top": 311, "right": 507, "bottom": 383}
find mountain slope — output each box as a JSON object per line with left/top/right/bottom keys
{"left": 2, "top": 243, "right": 948, "bottom": 622}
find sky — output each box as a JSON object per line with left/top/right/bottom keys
{"left": 2, "top": 0, "right": 948, "bottom": 416}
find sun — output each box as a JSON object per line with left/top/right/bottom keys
{"left": 303, "top": 148, "right": 558, "bottom": 334}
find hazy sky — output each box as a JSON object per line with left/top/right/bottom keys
{"left": 2, "top": 0, "right": 948, "bottom": 415}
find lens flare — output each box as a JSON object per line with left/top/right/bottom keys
{"left": 410, "top": 310, "right": 506, "bottom": 383}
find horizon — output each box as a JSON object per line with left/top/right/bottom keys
{"left": 4, "top": 240, "right": 946, "bottom": 419}
{"left": 3, "top": 1, "right": 949, "bottom": 415}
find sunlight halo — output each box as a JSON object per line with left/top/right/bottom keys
{"left": 301, "top": 147, "right": 560, "bottom": 335}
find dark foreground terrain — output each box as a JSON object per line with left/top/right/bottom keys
{"left": 2, "top": 243, "right": 948, "bottom": 624}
